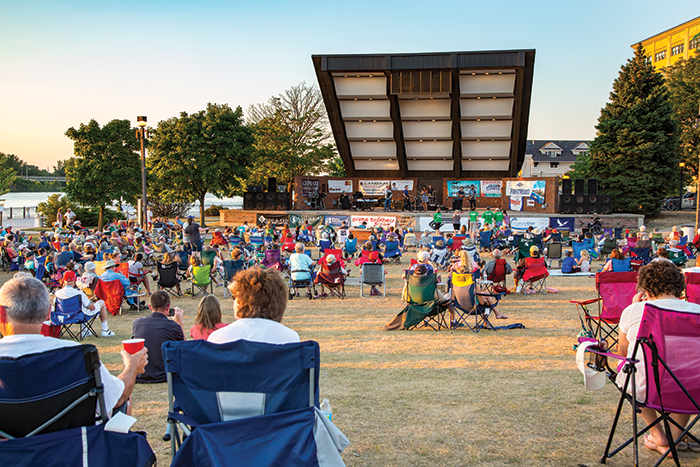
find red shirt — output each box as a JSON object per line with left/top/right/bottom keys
{"left": 190, "top": 322, "right": 228, "bottom": 341}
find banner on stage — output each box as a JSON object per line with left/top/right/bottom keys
{"left": 256, "top": 213, "right": 289, "bottom": 226}
{"left": 550, "top": 217, "right": 575, "bottom": 231}
{"left": 324, "top": 215, "right": 351, "bottom": 227}
{"left": 351, "top": 215, "right": 396, "bottom": 228}
{"left": 359, "top": 180, "right": 390, "bottom": 196}
{"left": 328, "top": 180, "right": 353, "bottom": 193}
{"left": 301, "top": 178, "right": 321, "bottom": 197}
{"left": 289, "top": 213, "right": 324, "bottom": 228}
{"left": 446, "top": 180, "right": 480, "bottom": 197}
{"left": 506, "top": 180, "right": 546, "bottom": 204}
{"left": 509, "top": 197, "right": 523, "bottom": 211}
{"left": 391, "top": 180, "right": 413, "bottom": 191}
{"left": 510, "top": 217, "right": 550, "bottom": 231}
{"left": 480, "top": 180, "right": 502, "bottom": 197}
{"left": 418, "top": 216, "right": 468, "bottom": 233}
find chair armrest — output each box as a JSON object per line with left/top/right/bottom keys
{"left": 570, "top": 298, "right": 601, "bottom": 306}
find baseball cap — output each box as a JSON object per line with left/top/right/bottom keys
{"left": 63, "top": 271, "right": 77, "bottom": 283}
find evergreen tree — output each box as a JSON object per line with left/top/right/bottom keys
{"left": 589, "top": 44, "right": 679, "bottom": 215}
{"left": 665, "top": 54, "right": 700, "bottom": 181}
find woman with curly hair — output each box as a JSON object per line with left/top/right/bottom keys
{"left": 208, "top": 267, "right": 298, "bottom": 344}
{"left": 617, "top": 260, "right": 700, "bottom": 455}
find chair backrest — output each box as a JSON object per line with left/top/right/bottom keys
{"left": 193, "top": 265, "right": 212, "bottom": 285}
{"left": 611, "top": 257, "right": 632, "bottom": 272}
{"left": 479, "top": 231, "right": 491, "bottom": 246}
{"left": 431, "top": 236, "right": 445, "bottom": 246}
{"left": 360, "top": 263, "right": 384, "bottom": 284}
{"left": 547, "top": 242, "right": 563, "bottom": 260}
{"left": 629, "top": 247, "right": 651, "bottom": 263}
{"left": 685, "top": 272, "right": 700, "bottom": 305}
{"left": 451, "top": 236, "right": 464, "bottom": 251}
{"left": 487, "top": 258, "right": 508, "bottom": 282}
{"left": 679, "top": 235, "right": 688, "bottom": 246}
{"left": 636, "top": 302, "right": 700, "bottom": 413}
{"left": 572, "top": 241, "right": 586, "bottom": 260}
{"left": 94, "top": 279, "right": 124, "bottom": 316}
{"left": 385, "top": 240, "right": 400, "bottom": 253}
{"left": 517, "top": 239, "right": 535, "bottom": 259}
{"left": 0, "top": 344, "right": 106, "bottom": 439}
{"left": 250, "top": 236, "right": 264, "bottom": 246}
{"left": 550, "top": 232, "right": 562, "bottom": 242}
{"left": 533, "top": 234, "right": 543, "bottom": 248}
{"left": 262, "top": 249, "right": 281, "bottom": 267}
{"left": 405, "top": 274, "right": 437, "bottom": 305}
{"left": 157, "top": 261, "right": 180, "bottom": 287}
{"left": 595, "top": 271, "right": 638, "bottom": 321}
{"left": 345, "top": 238, "right": 358, "bottom": 252}
{"left": 116, "top": 262, "right": 129, "bottom": 278}
{"left": 201, "top": 250, "right": 217, "bottom": 266}
{"left": 450, "top": 273, "right": 476, "bottom": 310}
{"left": 603, "top": 238, "right": 617, "bottom": 252}
{"left": 51, "top": 294, "right": 84, "bottom": 326}
{"left": 523, "top": 256, "right": 548, "bottom": 281}
{"left": 318, "top": 239, "right": 332, "bottom": 253}
{"left": 222, "top": 260, "right": 245, "bottom": 281}
{"left": 175, "top": 251, "right": 189, "bottom": 270}
{"left": 163, "top": 339, "right": 320, "bottom": 424}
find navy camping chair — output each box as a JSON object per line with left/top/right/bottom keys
{"left": 611, "top": 257, "right": 632, "bottom": 272}
{"left": 572, "top": 241, "right": 587, "bottom": 260}
{"left": 0, "top": 345, "right": 155, "bottom": 467}
{"left": 479, "top": 231, "right": 492, "bottom": 252}
{"left": 50, "top": 294, "right": 99, "bottom": 341}
{"left": 383, "top": 240, "right": 402, "bottom": 265}
{"left": 318, "top": 239, "right": 332, "bottom": 254}
{"left": 430, "top": 235, "right": 445, "bottom": 248}
{"left": 163, "top": 339, "right": 347, "bottom": 466}
{"left": 222, "top": 259, "right": 245, "bottom": 299}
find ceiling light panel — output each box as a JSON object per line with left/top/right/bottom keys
{"left": 408, "top": 160, "right": 454, "bottom": 171}
{"left": 355, "top": 160, "right": 400, "bottom": 170}
{"left": 461, "top": 120, "right": 512, "bottom": 138}
{"left": 459, "top": 74, "right": 516, "bottom": 95}
{"left": 399, "top": 99, "right": 451, "bottom": 119}
{"left": 349, "top": 141, "right": 396, "bottom": 157}
{"left": 402, "top": 121, "right": 452, "bottom": 139}
{"left": 405, "top": 141, "right": 453, "bottom": 157}
{"left": 339, "top": 100, "right": 391, "bottom": 119}
{"left": 345, "top": 122, "right": 394, "bottom": 139}
{"left": 334, "top": 77, "right": 388, "bottom": 97}
{"left": 461, "top": 141, "right": 511, "bottom": 158}
{"left": 460, "top": 98, "right": 514, "bottom": 118}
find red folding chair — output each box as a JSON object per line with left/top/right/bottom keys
{"left": 521, "top": 257, "right": 549, "bottom": 295}
{"left": 685, "top": 272, "right": 700, "bottom": 305}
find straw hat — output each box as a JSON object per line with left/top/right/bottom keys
{"left": 104, "top": 259, "right": 116, "bottom": 269}
{"left": 85, "top": 261, "right": 96, "bottom": 271}
{"left": 326, "top": 254, "right": 336, "bottom": 265}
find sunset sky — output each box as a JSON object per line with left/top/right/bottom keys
{"left": 1, "top": 1, "right": 697, "bottom": 169}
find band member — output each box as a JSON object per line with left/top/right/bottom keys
{"left": 456, "top": 186, "right": 465, "bottom": 211}
{"left": 402, "top": 185, "right": 411, "bottom": 211}
{"left": 468, "top": 184, "right": 477, "bottom": 209}
{"left": 384, "top": 186, "right": 393, "bottom": 211}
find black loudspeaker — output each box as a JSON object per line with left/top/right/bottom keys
{"left": 586, "top": 194, "right": 599, "bottom": 214}
{"left": 276, "top": 193, "right": 290, "bottom": 211}
{"left": 587, "top": 179, "right": 598, "bottom": 195}
{"left": 574, "top": 194, "right": 586, "bottom": 214}
{"left": 243, "top": 192, "right": 255, "bottom": 211}
{"left": 265, "top": 193, "right": 276, "bottom": 210}
{"left": 248, "top": 185, "right": 263, "bottom": 193}
{"left": 562, "top": 178, "right": 572, "bottom": 195}
{"left": 268, "top": 178, "right": 277, "bottom": 193}
{"left": 574, "top": 179, "right": 585, "bottom": 195}
{"left": 559, "top": 194, "right": 575, "bottom": 214}
{"left": 254, "top": 193, "right": 265, "bottom": 210}
{"left": 599, "top": 194, "right": 613, "bottom": 215}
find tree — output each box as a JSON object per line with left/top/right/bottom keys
{"left": 588, "top": 44, "right": 679, "bottom": 215}
{"left": 567, "top": 151, "right": 592, "bottom": 180}
{"left": 64, "top": 119, "right": 142, "bottom": 229}
{"left": 665, "top": 54, "right": 700, "bottom": 181}
{"left": 328, "top": 156, "right": 346, "bottom": 177}
{"left": 246, "top": 82, "right": 336, "bottom": 189}
{"left": 0, "top": 154, "right": 17, "bottom": 201}
{"left": 148, "top": 103, "right": 254, "bottom": 227}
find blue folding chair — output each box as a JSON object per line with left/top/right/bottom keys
{"left": 318, "top": 239, "right": 332, "bottom": 254}
{"left": 343, "top": 238, "right": 358, "bottom": 258}
{"left": 163, "top": 339, "right": 348, "bottom": 466}
{"left": 0, "top": 345, "right": 155, "bottom": 466}
{"left": 611, "top": 257, "right": 632, "bottom": 272}
{"left": 383, "top": 240, "right": 402, "bottom": 265}
{"left": 479, "top": 231, "right": 492, "bottom": 252}
{"left": 572, "top": 241, "right": 586, "bottom": 260}
{"left": 430, "top": 235, "right": 445, "bottom": 248}
{"left": 51, "top": 294, "right": 98, "bottom": 341}
{"left": 249, "top": 236, "right": 264, "bottom": 251}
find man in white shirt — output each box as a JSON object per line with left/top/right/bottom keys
{"left": 0, "top": 276, "right": 147, "bottom": 416}
{"left": 55, "top": 270, "right": 114, "bottom": 337}
{"left": 65, "top": 208, "right": 76, "bottom": 226}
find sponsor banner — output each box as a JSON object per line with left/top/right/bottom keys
{"left": 328, "top": 180, "right": 353, "bottom": 193}
{"left": 526, "top": 199, "right": 535, "bottom": 207}
{"left": 480, "top": 180, "right": 502, "bottom": 197}
{"left": 550, "top": 217, "right": 575, "bottom": 231}
{"left": 324, "top": 215, "right": 351, "bottom": 227}
{"left": 391, "top": 180, "right": 414, "bottom": 191}
{"left": 418, "top": 216, "right": 469, "bottom": 232}
{"left": 447, "top": 181, "right": 480, "bottom": 197}
{"left": 359, "top": 180, "right": 391, "bottom": 197}
{"left": 351, "top": 215, "right": 396, "bottom": 228}
{"left": 510, "top": 197, "right": 523, "bottom": 211}
{"left": 506, "top": 180, "right": 546, "bottom": 202}
{"left": 289, "top": 213, "right": 325, "bottom": 228}
{"left": 301, "top": 178, "right": 321, "bottom": 197}
{"left": 510, "top": 217, "right": 550, "bottom": 231}
{"left": 256, "top": 213, "right": 289, "bottom": 227}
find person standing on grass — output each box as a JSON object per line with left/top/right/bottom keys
{"left": 482, "top": 207, "right": 494, "bottom": 228}
{"left": 452, "top": 211, "right": 461, "bottom": 233}
{"left": 494, "top": 208, "right": 504, "bottom": 228}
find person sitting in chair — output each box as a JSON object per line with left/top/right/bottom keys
{"left": 409, "top": 250, "right": 435, "bottom": 276}
{"left": 482, "top": 248, "right": 513, "bottom": 279}
{"left": 0, "top": 276, "right": 147, "bottom": 416}
{"left": 55, "top": 270, "right": 114, "bottom": 337}
{"left": 561, "top": 250, "right": 581, "bottom": 274}
{"left": 616, "top": 261, "right": 700, "bottom": 455}
{"left": 401, "top": 264, "right": 449, "bottom": 305}
{"left": 289, "top": 243, "right": 315, "bottom": 283}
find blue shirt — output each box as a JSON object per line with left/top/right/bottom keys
{"left": 100, "top": 269, "right": 131, "bottom": 289}
{"left": 289, "top": 253, "right": 314, "bottom": 281}
{"left": 561, "top": 256, "right": 577, "bottom": 274}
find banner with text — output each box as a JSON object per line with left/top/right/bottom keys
{"left": 549, "top": 217, "right": 575, "bottom": 231}
{"left": 324, "top": 215, "right": 351, "bottom": 227}
{"left": 328, "top": 180, "right": 353, "bottom": 193}
{"left": 446, "top": 181, "right": 480, "bottom": 197}
{"left": 351, "top": 215, "right": 396, "bottom": 228}
{"left": 418, "top": 217, "right": 469, "bottom": 232}
{"left": 301, "top": 178, "right": 321, "bottom": 197}
{"left": 510, "top": 217, "right": 550, "bottom": 231}
{"left": 289, "top": 213, "right": 325, "bottom": 228}
{"left": 391, "top": 180, "right": 414, "bottom": 191}
{"left": 506, "top": 180, "right": 546, "bottom": 204}
{"left": 359, "top": 180, "right": 391, "bottom": 196}
{"left": 256, "top": 213, "right": 289, "bottom": 227}
{"left": 480, "top": 180, "right": 503, "bottom": 197}
{"left": 509, "top": 197, "right": 523, "bottom": 211}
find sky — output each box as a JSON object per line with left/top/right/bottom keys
{"left": 1, "top": 1, "right": 698, "bottom": 170}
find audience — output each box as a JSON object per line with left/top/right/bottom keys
{"left": 55, "top": 270, "right": 114, "bottom": 337}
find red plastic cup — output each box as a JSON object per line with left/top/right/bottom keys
{"left": 122, "top": 338, "right": 145, "bottom": 355}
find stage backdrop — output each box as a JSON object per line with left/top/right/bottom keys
{"left": 350, "top": 215, "right": 396, "bottom": 228}
{"left": 510, "top": 217, "right": 550, "bottom": 231}
{"left": 358, "top": 180, "right": 390, "bottom": 196}
{"left": 328, "top": 180, "right": 353, "bottom": 193}
{"left": 446, "top": 181, "right": 480, "bottom": 197}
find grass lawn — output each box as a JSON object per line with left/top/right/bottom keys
{"left": 12, "top": 249, "right": 700, "bottom": 467}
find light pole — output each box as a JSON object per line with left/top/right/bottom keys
{"left": 679, "top": 162, "right": 685, "bottom": 210}
{"left": 135, "top": 116, "right": 149, "bottom": 229}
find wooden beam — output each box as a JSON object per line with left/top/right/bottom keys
{"left": 386, "top": 71, "right": 407, "bottom": 177}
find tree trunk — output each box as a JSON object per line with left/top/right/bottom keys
{"left": 199, "top": 193, "right": 207, "bottom": 228}
{"left": 98, "top": 205, "right": 104, "bottom": 231}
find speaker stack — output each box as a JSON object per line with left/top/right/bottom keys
{"left": 559, "top": 178, "right": 612, "bottom": 215}
{"left": 245, "top": 178, "right": 290, "bottom": 211}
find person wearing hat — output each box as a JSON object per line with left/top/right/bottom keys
{"left": 99, "top": 259, "right": 131, "bottom": 289}
{"left": 514, "top": 245, "right": 544, "bottom": 293}
{"left": 55, "top": 270, "right": 114, "bottom": 337}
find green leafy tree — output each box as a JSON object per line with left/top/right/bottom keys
{"left": 148, "top": 103, "right": 254, "bottom": 227}
{"left": 589, "top": 45, "right": 679, "bottom": 215}
{"left": 665, "top": 54, "right": 700, "bottom": 182}
{"left": 0, "top": 154, "right": 17, "bottom": 204}
{"left": 246, "top": 82, "right": 336, "bottom": 190}
{"left": 64, "top": 119, "right": 142, "bottom": 230}
{"left": 328, "top": 156, "right": 346, "bottom": 177}
{"left": 37, "top": 193, "right": 73, "bottom": 225}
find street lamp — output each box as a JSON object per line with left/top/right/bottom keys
{"left": 135, "top": 116, "right": 149, "bottom": 229}
{"left": 679, "top": 162, "right": 685, "bottom": 210}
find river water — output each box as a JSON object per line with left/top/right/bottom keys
{"left": 1, "top": 192, "right": 243, "bottom": 216}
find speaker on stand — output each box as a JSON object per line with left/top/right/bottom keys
{"left": 562, "top": 178, "right": 572, "bottom": 195}
{"left": 599, "top": 194, "right": 613, "bottom": 215}
{"left": 586, "top": 194, "right": 599, "bottom": 214}
{"left": 254, "top": 193, "right": 265, "bottom": 210}
{"left": 268, "top": 178, "right": 278, "bottom": 193}
{"left": 244, "top": 192, "right": 254, "bottom": 211}
{"left": 265, "top": 193, "right": 276, "bottom": 211}
{"left": 574, "top": 194, "right": 586, "bottom": 214}
{"left": 587, "top": 179, "right": 598, "bottom": 195}
{"left": 276, "top": 193, "right": 290, "bottom": 211}
{"left": 574, "top": 179, "right": 585, "bottom": 195}
{"left": 559, "top": 194, "right": 575, "bottom": 214}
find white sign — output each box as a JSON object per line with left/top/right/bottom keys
{"left": 506, "top": 180, "right": 546, "bottom": 203}
{"left": 510, "top": 217, "right": 550, "bottom": 231}
{"left": 359, "top": 180, "right": 390, "bottom": 197}
{"left": 510, "top": 197, "right": 523, "bottom": 211}
{"left": 526, "top": 199, "right": 535, "bottom": 207}
{"left": 328, "top": 180, "right": 353, "bottom": 193}
{"left": 418, "top": 217, "right": 468, "bottom": 232}
{"left": 480, "top": 180, "right": 502, "bottom": 197}
{"left": 391, "top": 180, "right": 413, "bottom": 191}
{"left": 351, "top": 215, "right": 396, "bottom": 228}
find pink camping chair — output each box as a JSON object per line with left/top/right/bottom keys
{"left": 685, "top": 272, "right": 700, "bottom": 305}
{"left": 584, "top": 303, "right": 700, "bottom": 466}
{"left": 261, "top": 249, "right": 285, "bottom": 272}
{"left": 571, "top": 271, "right": 637, "bottom": 349}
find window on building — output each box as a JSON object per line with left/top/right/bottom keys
{"left": 655, "top": 50, "right": 667, "bottom": 62}
{"left": 550, "top": 162, "right": 559, "bottom": 169}
{"left": 691, "top": 36, "right": 700, "bottom": 51}
{"left": 545, "top": 151, "right": 559, "bottom": 158}
{"left": 645, "top": 56, "right": 652, "bottom": 65}
{"left": 533, "top": 162, "right": 539, "bottom": 168}
{"left": 671, "top": 44, "right": 684, "bottom": 56}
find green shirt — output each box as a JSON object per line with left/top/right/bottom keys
{"left": 469, "top": 211, "right": 478, "bottom": 222}
{"left": 482, "top": 210, "right": 494, "bottom": 225}
{"left": 494, "top": 211, "right": 504, "bottom": 223}
{"left": 433, "top": 212, "right": 442, "bottom": 223}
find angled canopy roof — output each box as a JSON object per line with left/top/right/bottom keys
{"left": 312, "top": 50, "right": 536, "bottom": 178}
